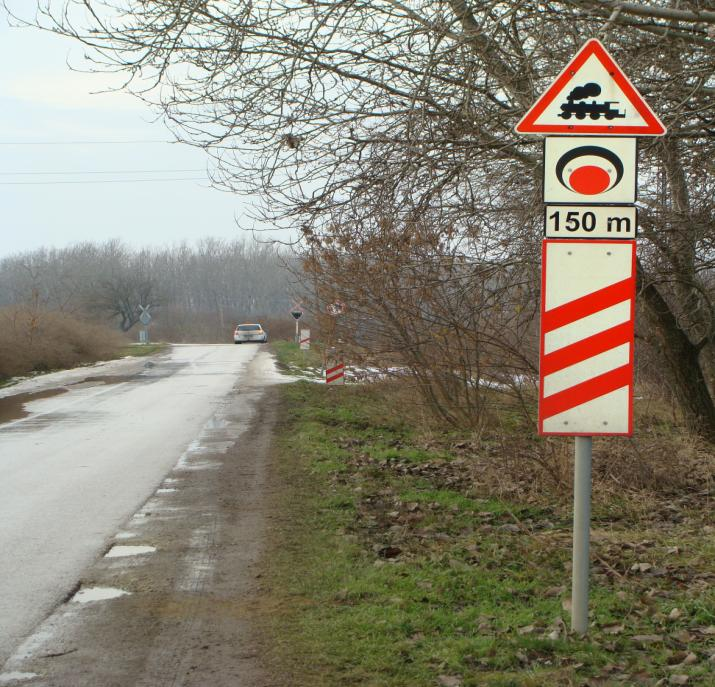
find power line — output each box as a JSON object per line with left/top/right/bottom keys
{"left": 0, "top": 177, "right": 207, "bottom": 186}
{"left": 0, "top": 140, "right": 176, "bottom": 146}
{"left": 0, "top": 169, "right": 205, "bottom": 176}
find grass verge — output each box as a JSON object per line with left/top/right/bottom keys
{"left": 271, "top": 339, "right": 323, "bottom": 377}
{"left": 260, "top": 380, "right": 715, "bottom": 687}
{"left": 117, "top": 342, "right": 169, "bottom": 358}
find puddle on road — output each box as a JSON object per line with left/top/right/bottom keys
{"left": 70, "top": 587, "right": 130, "bottom": 603}
{"left": 0, "top": 672, "right": 39, "bottom": 684}
{"left": 104, "top": 545, "right": 156, "bottom": 558}
{"left": 69, "top": 374, "right": 139, "bottom": 388}
{"left": 0, "top": 388, "right": 68, "bottom": 425}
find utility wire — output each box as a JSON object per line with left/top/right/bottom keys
{"left": 0, "top": 177, "right": 207, "bottom": 186}
{"left": 0, "top": 169, "right": 205, "bottom": 176}
{"left": 0, "top": 140, "right": 175, "bottom": 146}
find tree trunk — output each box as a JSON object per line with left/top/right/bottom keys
{"left": 638, "top": 264, "right": 715, "bottom": 440}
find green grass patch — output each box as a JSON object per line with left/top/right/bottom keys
{"left": 271, "top": 340, "right": 323, "bottom": 376}
{"left": 117, "top": 342, "right": 169, "bottom": 358}
{"left": 262, "top": 381, "right": 715, "bottom": 686}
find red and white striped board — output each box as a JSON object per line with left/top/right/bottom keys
{"left": 539, "top": 239, "right": 635, "bottom": 436}
{"left": 300, "top": 328, "right": 311, "bottom": 350}
{"left": 325, "top": 361, "right": 345, "bottom": 385}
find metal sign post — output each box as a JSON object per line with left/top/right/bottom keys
{"left": 571, "top": 436, "right": 592, "bottom": 635}
{"left": 517, "top": 39, "right": 665, "bottom": 635}
{"left": 138, "top": 306, "right": 152, "bottom": 345}
{"left": 290, "top": 306, "right": 304, "bottom": 344}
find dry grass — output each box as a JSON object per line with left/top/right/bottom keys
{"left": 0, "top": 306, "right": 125, "bottom": 380}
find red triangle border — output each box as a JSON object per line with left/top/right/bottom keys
{"left": 516, "top": 39, "right": 666, "bottom": 136}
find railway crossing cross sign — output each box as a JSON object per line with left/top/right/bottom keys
{"left": 515, "top": 39, "right": 666, "bottom": 136}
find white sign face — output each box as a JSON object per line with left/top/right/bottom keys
{"left": 539, "top": 240, "right": 636, "bottom": 436}
{"left": 544, "top": 206, "right": 636, "bottom": 239}
{"left": 544, "top": 137, "right": 636, "bottom": 204}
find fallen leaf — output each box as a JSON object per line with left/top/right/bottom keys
{"left": 668, "top": 608, "right": 683, "bottom": 621}
{"left": 666, "top": 546, "right": 681, "bottom": 555}
{"left": 517, "top": 624, "right": 536, "bottom": 635}
{"left": 544, "top": 585, "right": 566, "bottom": 598}
{"left": 632, "top": 634, "right": 663, "bottom": 645}
{"left": 377, "top": 545, "right": 401, "bottom": 559}
{"left": 673, "top": 630, "right": 694, "bottom": 643}
{"left": 669, "top": 675, "right": 689, "bottom": 685}
{"left": 631, "top": 562, "right": 653, "bottom": 573}
{"left": 562, "top": 597, "right": 572, "bottom": 613}
{"left": 602, "top": 624, "right": 624, "bottom": 635}
{"left": 681, "top": 652, "right": 698, "bottom": 666}
{"left": 437, "top": 676, "right": 462, "bottom": 687}
{"left": 699, "top": 625, "right": 715, "bottom": 635}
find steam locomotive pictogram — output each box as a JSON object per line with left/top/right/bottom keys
{"left": 558, "top": 82, "right": 625, "bottom": 121}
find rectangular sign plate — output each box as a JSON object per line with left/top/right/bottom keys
{"left": 544, "top": 205, "right": 636, "bottom": 239}
{"left": 539, "top": 239, "right": 635, "bottom": 436}
{"left": 544, "top": 137, "right": 636, "bottom": 204}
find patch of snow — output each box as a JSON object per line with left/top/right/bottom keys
{"left": 104, "top": 545, "right": 156, "bottom": 558}
{"left": 114, "top": 531, "right": 137, "bottom": 540}
{"left": 70, "top": 587, "right": 130, "bottom": 603}
{"left": 0, "top": 672, "right": 38, "bottom": 684}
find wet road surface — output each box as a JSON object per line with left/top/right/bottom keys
{"left": 0, "top": 344, "right": 266, "bottom": 664}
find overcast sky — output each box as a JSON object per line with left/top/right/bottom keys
{"left": 0, "top": 8, "right": 284, "bottom": 259}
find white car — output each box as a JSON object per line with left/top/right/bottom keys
{"left": 233, "top": 323, "right": 268, "bottom": 344}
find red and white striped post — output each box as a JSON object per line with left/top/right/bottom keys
{"left": 325, "top": 361, "right": 345, "bottom": 385}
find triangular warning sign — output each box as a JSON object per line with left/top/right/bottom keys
{"left": 516, "top": 39, "right": 666, "bottom": 136}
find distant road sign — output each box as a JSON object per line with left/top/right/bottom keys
{"left": 139, "top": 312, "right": 151, "bottom": 326}
{"left": 325, "top": 361, "right": 345, "bottom": 385}
{"left": 539, "top": 240, "right": 635, "bottom": 436}
{"left": 544, "top": 206, "right": 636, "bottom": 239}
{"left": 544, "top": 137, "right": 636, "bottom": 204}
{"left": 327, "top": 301, "right": 345, "bottom": 316}
{"left": 516, "top": 39, "right": 666, "bottom": 136}
{"left": 290, "top": 309, "right": 303, "bottom": 320}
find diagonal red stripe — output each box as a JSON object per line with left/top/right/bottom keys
{"left": 540, "top": 364, "right": 631, "bottom": 419}
{"left": 542, "top": 278, "right": 633, "bottom": 332}
{"left": 326, "top": 373, "right": 344, "bottom": 383}
{"left": 326, "top": 364, "right": 344, "bottom": 375}
{"left": 541, "top": 321, "right": 632, "bottom": 376}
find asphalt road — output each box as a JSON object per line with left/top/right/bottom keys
{"left": 0, "top": 344, "right": 268, "bottom": 665}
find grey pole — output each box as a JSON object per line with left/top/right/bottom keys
{"left": 571, "top": 435, "right": 592, "bottom": 634}
{"left": 295, "top": 319, "right": 299, "bottom": 344}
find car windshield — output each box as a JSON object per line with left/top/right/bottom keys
{"left": 237, "top": 324, "right": 261, "bottom": 331}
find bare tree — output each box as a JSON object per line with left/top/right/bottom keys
{"left": 10, "top": 0, "right": 715, "bottom": 433}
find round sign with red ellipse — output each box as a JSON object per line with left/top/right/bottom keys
{"left": 555, "top": 145, "right": 624, "bottom": 196}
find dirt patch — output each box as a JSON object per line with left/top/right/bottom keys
{"left": 0, "top": 388, "right": 68, "bottom": 425}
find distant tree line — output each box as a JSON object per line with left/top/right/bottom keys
{"left": 0, "top": 239, "right": 295, "bottom": 340}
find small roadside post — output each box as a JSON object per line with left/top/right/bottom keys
{"left": 138, "top": 305, "right": 152, "bottom": 344}
{"left": 290, "top": 305, "right": 303, "bottom": 344}
{"left": 300, "top": 328, "right": 310, "bottom": 350}
{"left": 516, "top": 39, "right": 666, "bottom": 634}
{"left": 325, "top": 302, "right": 346, "bottom": 385}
